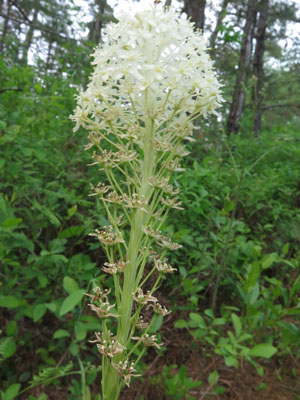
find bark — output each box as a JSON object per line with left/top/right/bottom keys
{"left": 182, "top": 0, "right": 206, "bottom": 31}
{"left": 252, "top": 0, "right": 269, "bottom": 133}
{"left": 88, "top": 0, "right": 106, "bottom": 44}
{"left": 226, "top": 0, "right": 258, "bottom": 135}
{"left": 210, "top": 0, "right": 230, "bottom": 50}
{"left": 45, "top": 39, "right": 53, "bottom": 71}
{"left": 0, "top": 0, "right": 11, "bottom": 52}
{"left": 22, "top": 7, "right": 39, "bottom": 64}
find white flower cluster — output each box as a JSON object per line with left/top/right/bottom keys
{"left": 71, "top": 6, "right": 222, "bottom": 135}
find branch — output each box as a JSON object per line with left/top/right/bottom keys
{"left": 0, "top": 87, "right": 22, "bottom": 94}
{"left": 262, "top": 103, "right": 300, "bottom": 111}
{"left": 8, "top": 0, "right": 31, "bottom": 24}
{"left": 0, "top": 12, "right": 77, "bottom": 43}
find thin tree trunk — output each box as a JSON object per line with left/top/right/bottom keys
{"left": 252, "top": 0, "right": 269, "bottom": 133}
{"left": 88, "top": 0, "right": 106, "bottom": 44}
{"left": 226, "top": 0, "right": 258, "bottom": 135}
{"left": 0, "top": 0, "right": 11, "bottom": 52}
{"left": 22, "top": 7, "right": 39, "bottom": 64}
{"left": 183, "top": 0, "right": 206, "bottom": 31}
{"left": 210, "top": 0, "right": 230, "bottom": 50}
{"left": 45, "top": 39, "right": 53, "bottom": 72}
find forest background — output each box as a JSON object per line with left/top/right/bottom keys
{"left": 1, "top": 0, "right": 300, "bottom": 399}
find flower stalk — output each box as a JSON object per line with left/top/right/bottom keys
{"left": 71, "top": 4, "right": 222, "bottom": 399}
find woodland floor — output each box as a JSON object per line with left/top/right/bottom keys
{"left": 17, "top": 307, "right": 300, "bottom": 400}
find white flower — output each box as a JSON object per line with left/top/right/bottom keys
{"left": 71, "top": 6, "right": 223, "bottom": 138}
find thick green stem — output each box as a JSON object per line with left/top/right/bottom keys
{"left": 103, "top": 117, "right": 155, "bottom": 400}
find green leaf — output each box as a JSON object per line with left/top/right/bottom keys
{"left": 175, "top": 320, "right": 188, "bottom": 329}
{"left": 0, "top": 296, "right": 22, "bottom": 308}
{"left": 208, "top": 370, "right": 219, "bottom": 386}
{"left": 149, "top": 315, "right": 163, "bottom": 333}
{"left": 261, "top": 253, "right": 277, "bottom": 270}
{"left": 67, "top": 205, "right": 77, "bottom": 217}
{"left": 249, "top": 343, "right": 277, "bottom": 358}
{"left": 6, "top": 321, "right": 17, "bottom": 337}
{"left": 70, "top": 340, "right": 79, "bottom": 356}
{"left": 0, "top": 337, "right": 17, "bottom": 360}
{"left": 75, "top": 322, "right": 87, "bottom": 341}
{"left": 3, "top": 383, "right": 21, "bottom": 400}
{"left": 38, "top": 274, "right": 48, "bottom": 288}
{"left": 33, "top": 304, "right": 47, "bottom": 322}
{"left": 244, "top": 262, "right": 260, "bottom": 292}
{"left": 34, "top": 83, "right": 43, "bottom": 94}
{"left": 224, "top": 355, "right": 238, "bottom": 369}
{"left": 231, "top": 313, "right": 242, "bottom": 338}
{"left": 2, "top": 218, "right": 22, "bottom": 227}
{"left": 59, "top": 290, "right": 84, "bottom": 316}
{"left": 45, "top": 302, "right": 57, "bottom": 312}
{"left": 189, "top": 313, "right": 206, "bottom": 329}
{"left": 53, "top": 329, "right": 71, "bottom": 339}
{"left": 63, "top": 276, "right": 79, "bottom": 295}
{"left": 59, "top": 226, "right": 84, "bottom": 239}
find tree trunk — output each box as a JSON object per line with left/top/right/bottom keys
{"left": 22, "top": 7, "right": 39, "bottom": 64}
{"left": 0, "top": 0, "right": 11, "bottom": 52}
{"left": 182, "top": 0, "right": 206, "bottom": 31}
{"left": 226, "top": 0, "right": 258, "bottom": 135}
{"left": 252, "top": 0, "right": 269, "bottom": 134}
{"left": 88, "top": 0, "right": 106, "bottom": 44}
{"left": 210, "top": 0, "right": 230, "bottom": 51}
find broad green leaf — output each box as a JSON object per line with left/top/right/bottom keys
{"left": 231, "top": 313, "right": 242, "bottom": 338}
{"left": 249, "top": 343, "right": 277, "bottom": 358}
{"left": 244, "top": 262, "right": 260, "bottom": 292}
{"left": 0, "top": 296, "right": 22, "bottom": 308}
{"left": 189, "top": 313, "right": 206, "bottom": 329}
{"left": 70, "top": 340, "right": 79, "bottom": 356}
{"left": 34, "top": 83, "right": 43, "bottom": 94}
{"left": 45, "top": 302, "right": 57, "bottom": 312}
{"left": 261, "top": 253, "right": 277, "bottom": 270}
{"left": 59, "top": 290, "right": 84, "bottom": 316}
{"left": 0, "top": 338, "right": 16, "bottom": 360}
{"left": 75, "top": 322, "right": 87, "bottom": 341}
{"left": 59, "top": 226, "right": 84, "bottom": 239}
{"left": 2, "top": 218, "right": 22, "bottom": 227}
{"left": 33, "top": 304, "right": 47, "bottom": 322}
{"left": 3, "top": 383, "right": 21, "bottom": 400}
{"left": 224, "top": 355, "right": 238, "bottom": 369}
{"left": 53, "top": 329, "right": 71, "bottom": 339}
{"left": 175, "top": 320, "right": 188, "bottom": 329}
{"left": 208, "top": 370, "right": 219, "bottom": 386}
{"left": 6, "top": 321, "right": 17, "bottom": 336}
{"left": 63, "top": 276, "right": 79, "bottom": 295}
{"left": 149, "top": 315, "right": 163, "bottom": 333}
{"left": 67, "top": 205, "right": 77, "bottom": 217}
{"left": 38, "top": 274, "right": 48, "bottom": 288}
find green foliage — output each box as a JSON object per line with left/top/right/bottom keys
{"left": 1, "top": 36, "right": 300, "bottom": 397}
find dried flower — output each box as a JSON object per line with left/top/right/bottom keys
{"left": 132, "top": 334, "right": 164, "bottom": 349}
{"left": 155, "top": 259, "right": 177, "bottom": 274}
{"left": 89, "top": 229, "right": 125, "bottom": 245}
{"left": 132, "top": 288, "right": 158, "bottom": 305}
{"left": 112, "top": 360, "right": 141, "bottom": 387}
{"left": 102, "top": 260, "right": 129, "bottom": 274}
{"left": 89, "top": 331, "right": 125, "bottom": 357}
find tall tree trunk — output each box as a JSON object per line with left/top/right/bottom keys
{"left": 210, "top": 0, "right": 230, "bottom": 51}
{"left": 88, "top": 0, "right": 106, "bottom": 44}
{"left": 226, "top": 0, "right": 258, "bottom": 135}
{"left": 183, "top": 0, "right": 206, "bottom": 31}
{"left": 45, "top": 38, "right": 53, "bottom": 72}
{"left": 0, "top": 0, "right": 11, "bottom": 52}
{"left": 252, "top": 0, "right": 269, "bottom": 133}
{"left": 22, "top": 7, "right": 39, "bottom": 64}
